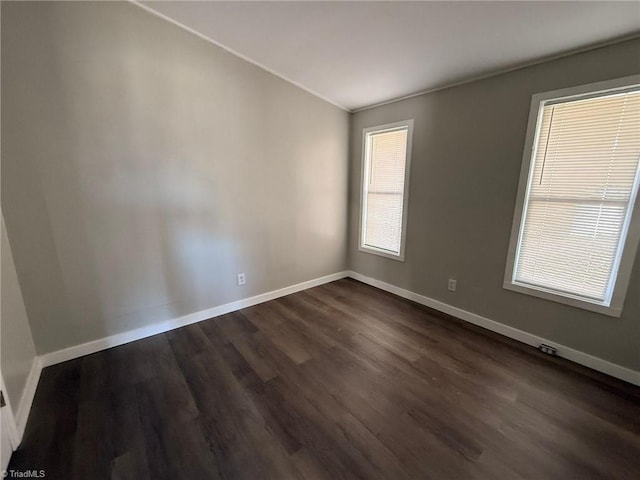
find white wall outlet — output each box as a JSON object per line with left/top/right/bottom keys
{"left": 237, "top": 273, "right": 246, "bottom": 286}
{"left": 447, "top": 278, "right": 457, "bottom": 292}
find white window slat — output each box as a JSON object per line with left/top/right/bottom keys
{"left": 360, "top": 122, "right": 412, "bottom": 259}
{"left": 513, "top": 87, "right": 640, "bottom": 305}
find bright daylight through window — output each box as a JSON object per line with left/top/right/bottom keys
{"left": 360, "top": 121, "right": 413, "bottom": 260}
{"left": 505, "top": 77, "right": 640, "bottom": 316}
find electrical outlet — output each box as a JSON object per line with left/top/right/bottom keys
{"left": 447, "top": 278, "right": 457, "bottom": 292}
{"left": 237, "top": 273, "right": 246, "bottom": 286}
{"left": 539, "top": 344, "right": 557, "bottom": 356}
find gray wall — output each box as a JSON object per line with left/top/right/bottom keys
{"left": 2, "top": 1, "right": 637, "bottom": 373}
{"left": 1, "top": 1, "right": 348, "bottom": 354}
{"left": 1, "top": 215, "right": 37, "bottom": 408}
{"left": 349, "top": 39, "right": 640, "bottom": 371}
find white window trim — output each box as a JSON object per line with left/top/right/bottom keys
{"left": 359, "top": 120, "right": 414, "bottom": 261}
{"left": 504, "top": 75, "right": 640, "bottom": 317}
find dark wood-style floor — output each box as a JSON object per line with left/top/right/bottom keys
{"left": 9, "top": 279, "right": 640, "bottom": 479}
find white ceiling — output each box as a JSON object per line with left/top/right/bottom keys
{"left": 138, "top": 1, "right": 640, "bottom": 111}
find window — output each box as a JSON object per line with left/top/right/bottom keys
{"left": 504, "top": 76, "right": 640, "bottom": 317}
{"left": 359, "top": 120, "right": 413, "bottom": 260}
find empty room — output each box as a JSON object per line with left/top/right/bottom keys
{"left": 1, "top": 1, "right": 639, "bottom": 478}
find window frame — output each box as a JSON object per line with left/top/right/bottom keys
{"left": 359, "top": 119, "right": 414, "bottom": 261}
{"left": 504, "top": 75, "right": 640, "bottom": 317}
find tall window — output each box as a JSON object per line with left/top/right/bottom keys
{"left": 360, "top": 120, "right": 413, "bottom": 260}
{"left": 505, "top": 77, "right": 640, "bottom": 316}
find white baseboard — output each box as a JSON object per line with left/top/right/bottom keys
{"left": 0, "top": 374, "right": 20, "bottom": 449}
{"left": 347, "top": 271, "right": 640, "bottom": 386}
{"left": 39, "top": 271, "right": 349, "bottom": 368}
{"left": 2, "top": 356, "right": 43, "bottom": 447}
{"left": 14, "top": 357, "right": 42, "bottom": 442}
{"left": 20, "top": 267, "right": 639, "bottom": 441}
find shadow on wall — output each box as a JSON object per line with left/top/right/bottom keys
{"left": 3, "top": 2, "right": 251, "bottom": 351}
{"left": 51, "top": 6, "right": 251, "bottom": 345}
{"left": 2, "top": 1, "right": 348, "bottom": 354}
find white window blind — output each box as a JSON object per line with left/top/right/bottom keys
{"left": 361, "top": 123, "right": 411, "bottom": 258}
{"left": 513, "top": 88, "right": 640, "bottom": 304}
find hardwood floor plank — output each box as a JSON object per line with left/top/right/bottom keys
{"left": 9, "top": 279, "right": 640, "bottom": 479}
{"left": 291, "top": 448, "right": 335, "bottom": 480}
{"left": 9, "top": 359, "right": 82, "bottom": 478}
{"left": 214, "top": 311, "right": 259, "bottom": 345}
{"left": 110, "top": 448, "right": 150, "bottom": 480}
{"left": 263, "top": 376, "right": 384, "bottom": 480}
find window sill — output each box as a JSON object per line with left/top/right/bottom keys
{"left": 359, "top": 245, "right": 405, "bottom": 261}
{"left": 503, "top": 281, "right": 622, "bottom": 318}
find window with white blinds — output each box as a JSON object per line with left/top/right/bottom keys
{"left": 360, "top": 121, "right": 413, "bottom": 260}
{"left": 505, "top": 78, "right": 640, "bottom": 316}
